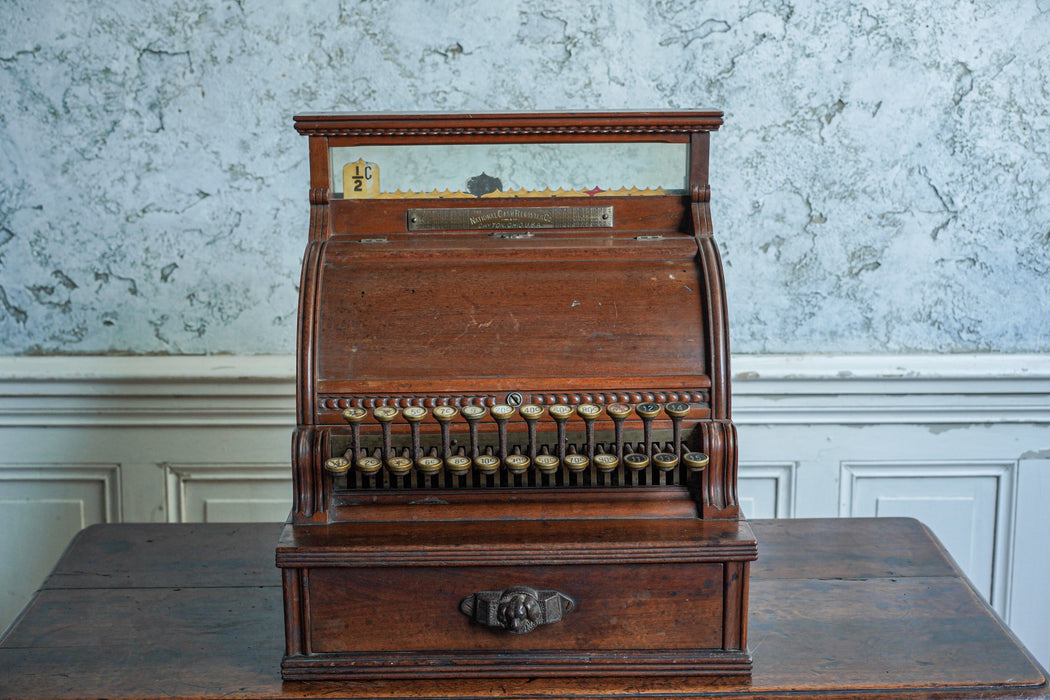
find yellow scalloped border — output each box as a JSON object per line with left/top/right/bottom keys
{"left": 355, "top": 186, "right": 670, "bottom": 199}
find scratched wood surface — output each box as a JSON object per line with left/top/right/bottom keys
{"left": 1, "top": 518, "right": 1046, "bottom": 700}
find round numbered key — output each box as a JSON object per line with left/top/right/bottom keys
{"left": 434, "top": 406, "right": 459, "bottom": 422}
{"left": 416, "top": 456, "right": 443, "bottom": 474}
{"left": 373, "top": 406, "right": 400, "bottom": 422}
{"left": 683, "top": 452, "right": 710, "bottom": 471}
{"left": 445, "top": 455, "right": 471, "bottom": 474}
{"left": 386, "top": 456, "right": 413, "bottom": 475}
{"left": 636, "top": 403, "right": 661, "bottom": 419}
{"left": 664, "top": 402, "right": 690, "bottom": 418}
{"left": 577, "top": 403, "right": 602, "bottom": 419}
{"left": 534, "top": 454, "right": 560, "bottom": 474}
{"left": 549, "top": 404, "right": 575, "bottom": 420}
{"left": 356, "top": 456, "right": 382, "bottom": 474}
{"left": 461, "top": 405, "right": 488, "bottom": 421}
{"left": 491, "top": 404, "right": 515, "bottom": 420}
{"left": 653, "top": 452, "right": 680, "bottom": 471}
{"left": 519, "top": 404, "right": 545, "bottom": 420}
{"left": 594, "top": 454, "right": 619, "bottom": 472}
{"left": 473, "top": 454, "right": 500, "bottom": 473}
{"left": 324, "top": 457, "right": 351, "bottom": 474}
{"left": 341, "top": 407, "right": 367, "bottom": 423}
{"left": 606, "top": 403, "right": 632, "bottom": 419}
{"left": 403, "top": 406, "right": 428, "bottom": 422}
{"left": 564, "top": 454, "right": 589, "bottom": 472}
{"left": 624, "top": 453, "right": 650, "bottom": 471}
{"left": 504, "top": 454, "right": 531, "bottom": 474}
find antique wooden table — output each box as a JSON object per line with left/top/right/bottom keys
{"left": 1, "top": 518, "right": 1046, "bottom": 700}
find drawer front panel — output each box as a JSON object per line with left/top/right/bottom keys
{"left": 307, "top": 563, "right": 724, "bottom": 653}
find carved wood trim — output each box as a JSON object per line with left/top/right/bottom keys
{"left": 277, "top": 541, "right": 758, "bottom": 567}
{"left": 295, "top": 125, "right": 718, "bottom": 137}
{"left": 318, "top": 390, "right": 711, "bottom": 412}
{"left": 281, "top": 568, "right": 304, "bottom": 657}
{"left": 723, "top": 561, "right": 749, "bottom": 650}
{"left": 280, "top": 649, "right": 752, "bottom": 680}
{"left": 699, "top": 420, "right": 740, "bottom": 519}
{"left": 296, "top": 240, "right": 325, "bottom": 425}
{"left": 294, "top": 112, "right": 724, "bottom": 139}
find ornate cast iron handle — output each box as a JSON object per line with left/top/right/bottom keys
{"left": 460, "top": 586, "right": 575, "bottom": 634}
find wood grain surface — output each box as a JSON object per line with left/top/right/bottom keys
{"left": 1, "top": 518, "right": 1046, "bottom": 700}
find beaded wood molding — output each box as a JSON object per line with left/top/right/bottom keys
{"left": 319, "top": 390, "right": 711, "bottom": 411}
{"left": 294, "top": 111, "right": 724, "bottom": 138}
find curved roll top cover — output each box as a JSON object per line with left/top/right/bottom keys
{"left": 313, "top": 234, "right": 710, "bottom": 393}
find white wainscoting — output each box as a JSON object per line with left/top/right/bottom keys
{"left": 1, "top": 354, "right": 1048, "bottom": 668}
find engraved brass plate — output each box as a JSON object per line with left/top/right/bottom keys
{"left": 407, "top": 206, "right": 613, "bottom": 231}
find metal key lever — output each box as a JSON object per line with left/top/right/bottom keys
{"left": 461, "top": 405, "right": 487, "bottom": 459}
{"left": 519, "top": 404, "right": 544, "bottom": 462}
{"left": 373, "top": 406, "right": 400, "bottom": 467}
{"left": 664, "top": 401, "right": 690, "bottom": 456}
{"left": 606, "top": 403, "right": 631, "bottom": 463}
{"left": 403, "top": 406, "right": 428, "bottom": 463}
{"left": 433, "top": 405, "right": 459, "bottom": 462}
{"left": 636, "top": 402, "right": 660, "bottom": 458}
{"left": 340, "top": 407, "right": 367, "bottom": 465}
{"left": 577, "top": 403, "right": 601, "bottom": 462}
{"left": 491, "top": 404, "right": 514, "bottom": 462}
{"left": 549, "top": 404, "right": 574, "bottom": 463}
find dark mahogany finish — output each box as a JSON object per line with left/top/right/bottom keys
{"left": 1, "top": 519, "right": 1046, "bottom": 700}
{"left": 279, "top": 111, "right": 756, "bottom": 680}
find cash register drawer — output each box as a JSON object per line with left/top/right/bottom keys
{"left": 278, "top": 517, "right": 755, "bottom": 679}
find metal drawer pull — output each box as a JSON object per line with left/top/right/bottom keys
{"left": 460, "top": 586, "right": 575, "bottom": 634}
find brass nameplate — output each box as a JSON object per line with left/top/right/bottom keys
{"left": 407, "top": 206, "right": 613, "bottom": 231}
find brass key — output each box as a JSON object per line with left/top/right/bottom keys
{"left": 624, "top": 452, "right": 649, "bottom": 471}
{"left": 356, "top": 455, "right": 382, "bottom": 475}
{"left": 342, "top": 407, "right": 367, "bottom": 423}
{"left": 653, "top": 452, "right": 679, "bottom": 472}
{"left": 683, "top": 452, "right": 710, "bottom": 472}
{"left": 564, "top": 454, "right": 589, "bottom": 473}
{"left": 416, "top": 455, "right": 443, "bottom": 474}
{"left": 445, "top": 454, "right": 471, "bottom": 475}
{"left": 387, "top": 456, "right": 413, "bottom": 475}
{"left": 324, "top": 457, "right": 351, "bottom": 474}
{"left": 505, "top": 453, "right": 531, "bottom": 475}
{"left": 534, "top": 454, "right": 560, "bottom": 474}
{"left": 373, "top": 406, "right": 399, "bottom": 422}
{"left": 473, "top": 454, "right": 500, "bottom": 475}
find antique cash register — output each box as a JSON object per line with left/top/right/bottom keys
{"left": 277, "top": 111, "right": 757, "bottom": 680}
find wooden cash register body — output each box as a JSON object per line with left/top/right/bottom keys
{"left": 278, "top": 111, "right": 757, "bottom": 680}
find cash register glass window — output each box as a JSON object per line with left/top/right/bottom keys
{"left": 329, "top": 142, "right": 688, "bottom": 199}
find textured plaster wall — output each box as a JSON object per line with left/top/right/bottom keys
{"left": 1, "top": 0, "right": 1048, "bottom": 355}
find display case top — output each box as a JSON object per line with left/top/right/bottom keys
{"left": 296, "top": 110, "right": 728, "bottom": 411}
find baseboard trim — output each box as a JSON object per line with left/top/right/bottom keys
{"left": 0, "top": 354, "right": 1047, "bottom": 427}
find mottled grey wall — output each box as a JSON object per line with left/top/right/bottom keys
{"left": 1, "top": 1, "right": 1048, "bottom": 355}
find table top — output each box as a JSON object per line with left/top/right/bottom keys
{"left": 1, "top": 518, "right": 1046, "bottom": 700}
